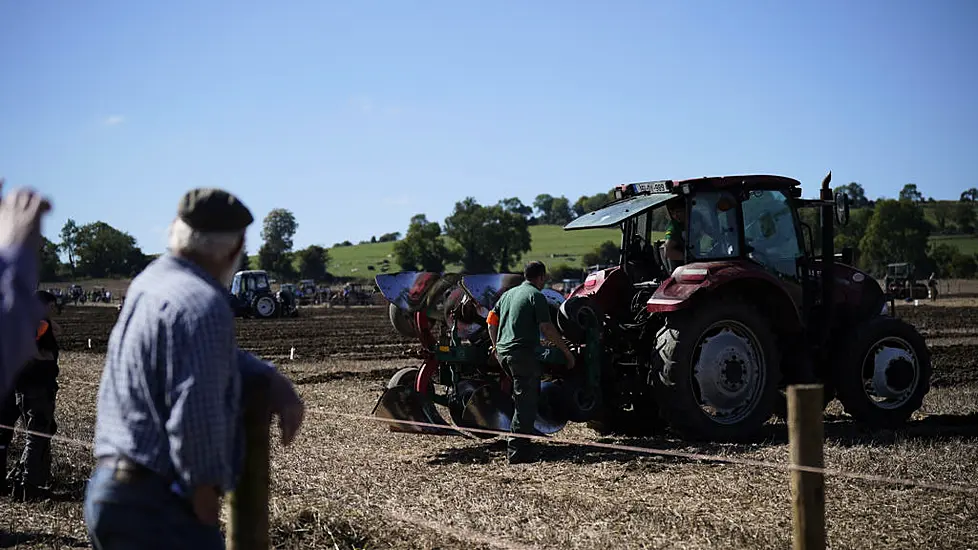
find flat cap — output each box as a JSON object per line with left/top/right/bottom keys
{"left": 177, "top": 188, "right": 254, "bottom": 232}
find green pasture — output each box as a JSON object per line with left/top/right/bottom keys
{"left": 929, "top": 234, "right": 978, "bottom": 255}
{"left": 324, "top": 225, "right": 622, "bottom": 278}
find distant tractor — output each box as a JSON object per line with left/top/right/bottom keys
{"left": 229, "top": 270, "right": 297, "bottom": 318}
{"left": 338, "top": 283, "right": 373, "bottom": 306}
{"left": 884, "top": 263, "right": 934, "bottom": 300}
{"left": 297, "top": 279, "right": 319, "bottom": 305}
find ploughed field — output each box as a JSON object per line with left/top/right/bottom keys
{"left": 2, "top": 303, "right": 976, "bottom": 549}
{"left": 56, "top": 304, "right": 418, "bottom": 362}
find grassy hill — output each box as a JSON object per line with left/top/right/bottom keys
{"left": 325, "top": 225, "right": 622, "bottom": 278}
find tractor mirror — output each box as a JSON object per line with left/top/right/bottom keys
{"left": 834, "top": 192, "right": 851, "bottom": 226}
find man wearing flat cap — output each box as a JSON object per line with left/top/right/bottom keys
{"left": 84, "top": 188, "right": 305, "bottom": 548}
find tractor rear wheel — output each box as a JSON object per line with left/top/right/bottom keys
{"left": 655, "top": 299, "right": 780, "bottom": 441}
{"left": 833, "top": 316, "right": 931, "bottom": 428}
{"left": 253, "top": 296, "right": 277, "bottom": 318}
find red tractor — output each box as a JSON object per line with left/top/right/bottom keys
{"left": 561, "top": 173, "right": 930, "bottom": 440}
{"left": 372, "top": 173, "right": 932, "bottom": 442}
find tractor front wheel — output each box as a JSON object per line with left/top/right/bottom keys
{"left": 834, "top": 316, "right": 931, "bottom": 428}
{"left": 655, "top": 299, "right": 780, "bottom": 442}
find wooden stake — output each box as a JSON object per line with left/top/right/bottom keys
{"left": 788, "top": 384, "right": 826, "bottom": 550}
{"left": 227, "top": 379, "right": 272, "bottom": 550}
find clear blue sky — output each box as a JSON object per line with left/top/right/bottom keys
{"left": 2, "top": 0, "right": 976, "bottom": 255}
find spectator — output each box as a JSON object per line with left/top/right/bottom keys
{"left": 7, "top": 290, "right": 62, "bottom": 501}
{"left": 84, "top": 188, "right": 305, "bottom": 548}
{"left": 0, "top": 179, "right": 51, "bottom": 399}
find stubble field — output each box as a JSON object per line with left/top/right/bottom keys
{"left": 1, "top": 300, "right": 977, "bottom": 549}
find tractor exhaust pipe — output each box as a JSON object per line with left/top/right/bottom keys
{"left": 819, "top": 171, "right": 834, "bottom": 359}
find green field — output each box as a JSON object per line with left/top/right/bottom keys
{"left": 929, "top": 234, "right": 978, "bottom": 255}
{"left": 325, "top": 225, "right": 622, "bottom": 278}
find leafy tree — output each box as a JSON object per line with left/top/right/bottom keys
{"left": 581, "top": 240, "right": 621, "bottom": 268}
{"left": 927, "top": 243, "right": 959, "bottom": 278}
{"left": 898, "top": 183, "right": 924, "bottom": 203}
{"left": 74, "top": 221, "right": 147, "bottom": 277}
{"left": 260, "top": 208, "right": 298, "bottom": 252}
{"left": 533, "top": 194, "right": 555, "bottom": 221}
{"left": 833, "top": 182, "right": 870, "bottom": 208}
{"left": 953, "top": 202, "right": 976, "bottom": 234}
{"left": 950, "top": 254, "right": 978, "bottom": 278}
{"left": 933, "top": 202, "right": 954, "bottom": 233}
{"left": 39, "top": 237, "right": 62, "bottom": 281}
{"left": 549, "top": 197, "right": 573, "bottom": 226}
{"left": 572, "top": 192, "right": 616, "bottom": 217}
{"left": 394, "top": 214, "right": 451, "bottom": 272}
{"left": 295, "top": 245, "right": 330, "bottom": 280}
{"left": 499, "top": 197, "right": 533, "bottom": 218}
{"left": 532, "top": 194, "right": 573, "bottom": 225}
{"left": 59, "top": 219, "right": 80, "bottom": 274}
{"left": 259, "top": 209, "right": 298, "bottom": 278}
{"left": 444, "top": 198, "right": 532, "bottom": 273}
{"left": 258, "top": 245, "right": 296, "bottom": 279}
{"left": 960, "top": 188, "right": 978, "bottom": 202}
{"left": 377, "top": 232, "right": 401, "bottom": 243}
{"left": 549, "top": 264, "right": 582, "bottom": 281}
{"left": 859, "top": 200, "right": 931, "bottom": 274}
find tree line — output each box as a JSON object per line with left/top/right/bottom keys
{"left": 801, "top": 182, "right": 977, "bottom": 278}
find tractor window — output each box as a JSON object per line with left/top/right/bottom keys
{"left": 688, "top": 191, "right": 740, "bottom": 260}
{"left": 244, "top": 276, "right": 256, "bottom": 292}
{"left": 230, "top": 276, "right": 241, "bottom": 294}
{"left": 742, "top": 190, "right": 803, "bottom": 278}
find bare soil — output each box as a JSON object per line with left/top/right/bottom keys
{"left": 1, "top": 304, "right": 975, "bottom": 549}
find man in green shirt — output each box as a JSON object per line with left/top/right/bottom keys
{"left": 664, "top": 198, "right": 686, "bottom": 263}
{"left": 487, "top": 261, "right": 575, "bottom": 464}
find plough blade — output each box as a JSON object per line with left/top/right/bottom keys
{"left": 456, "top": 380, "right": 569, "bottom": 437}
{"left": 455, "top": 381, "right": 514, "bottom": 437}
{"left": 371, "top": 386, "right": 467, "bottom": 437}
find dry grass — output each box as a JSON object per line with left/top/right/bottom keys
{"left": 2, "top": 350, "right": 976, "bottom": 549}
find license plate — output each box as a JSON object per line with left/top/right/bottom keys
{"left": 633, "top": 181, "right": 669, "bottom": 194}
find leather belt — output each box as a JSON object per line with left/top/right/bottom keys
{"left": 98, "top": 455, "right": 154, "bottom": 483}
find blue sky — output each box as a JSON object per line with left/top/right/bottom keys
{"left": 1, "top": 1, "right": 976, "bottom": 255}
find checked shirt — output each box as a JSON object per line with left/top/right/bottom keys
{"left": 92, "top": 253, "right": 273, "bottom": 493}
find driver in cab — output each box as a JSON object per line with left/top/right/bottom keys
{"left": 664, "top": 198, "right": 686, "bottom": 265}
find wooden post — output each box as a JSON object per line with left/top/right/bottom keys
{"left": 788, "top": 384, "right": 826, "bottom": 550}
{"left": 227, "top": 380, "right": 272, "bottom": 550}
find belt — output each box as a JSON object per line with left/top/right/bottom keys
{"left": 98, "top": 455, "right": 154, "bottom": 483}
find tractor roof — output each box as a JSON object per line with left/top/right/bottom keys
{"left": 235, "top": 270, "right": 268, "bottom": 276}
{"left": 564, "top": 174, "right": 802, "bottom": 231}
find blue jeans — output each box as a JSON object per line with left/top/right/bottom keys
{"left": 84, "top": 464, "right": 224, "bottom": 550}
